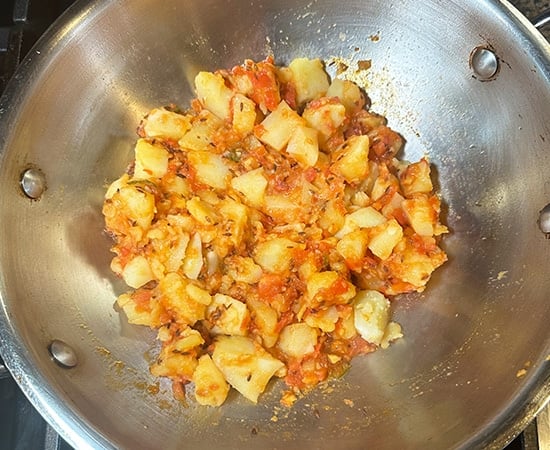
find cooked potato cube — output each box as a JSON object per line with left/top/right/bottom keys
{"left": 193, "top": 354, "right": 230, "bottom": 406}
{"left": 230, "top": 168, "right": 268, "bottom": 207}
{"left": 303, "top": 99, "right": 346, "bottom": 142}
{"left": 186, "top": 196, "right": 219, "bottom": 226}
{"left": 306, "top": 271, "right": 356, "bottom": 306}
{"left": 187, "top": 151, "right": 230, "bottom": 190}
{"left": 335, "top": 206, "right": 386, "bottom": 239}
{"left": 330, "top": 135, "right": 370, "bottom": 183}
{"left": 368, "top": 219, "right": 404, "bottom": 260}
{"left": 246, "top": 297, "right": 279, "bottom": 348}
{"left": 254, "top": 100, "right": 305, "bottom": 151}
{"left": 194, "top": 71, "right": 233, "bottom": 121}
{"left": 318, "top": 198, "right": 346, "bottom": 234}
{"left": 285, "top": 125, "right": 319, "bottom": 167}
{"left": 122, "top": 255, "right": 154, "bottom": 289}
{"left": 231, "top": 93, "right": 257, "bottom": 135}
{"left": 288, "top": 58, "right": 330, "bottom": 106}
{"left": 278, "top": 323, "right": 318, "bottom": 359}
{"left": 254, "top": 237, "right": 301, "bottom": 273}
{"left": 143, "top": 108, "right": 192, "bottom": 140}
{"left": 107, "top": 185, "right": 155, "bottom": 231}
{"left": 159, "top": 272, "right": 209, "bottom": 325}
{"left": 402, "top": 195, "right": 436, "bottom": 236}
{"left": 117, "top": 292, "right": 161, "bottom": 327}
{"left": 353, "top": 290, "right": 390, "bottom": 346}
{"left": 178, "top": 111, "right": 222, "bottom": 151}
{"left": 212, "top": 335, "right": 285, "bottom": 403}
{"left": 326, "top": 78, "right": 364, "bottom": 113}
{"left": 336, "top": 229, "right": 370, "bottom": 268}
{"left": 399, "top": 158, "right": 433, "bottom": 197}
{"left": 207, "top": 293, "right": 250, "bottom": 336}
{"left": 105, "top": 174, "right": 129, "bottom": 200}
{"left": 380, "top": 322, "right": 403, "bottom": 349}
{"left": 304, "top": 306, "right": 339, "bottom": 333}
{"left": 224, "top": 256, "right": 263, "bottom": 284}
{"left": 183, "top": 232, "right": 204, "bottom": 280}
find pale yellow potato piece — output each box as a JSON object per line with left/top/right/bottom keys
{"left": 326, "top": 78, "right": 363, "bottom": 113}
{"left": 230, "top": 168, "right": 268, "bottom": 207}
{"left": 207, "top": 294, "right": 250, "bottom": 336}
{"left": 122, "top": 255, "right": 154, "bottom": 289}
{"left": 402, "top": 196, "right": 436, "bottom": 236}
{"left": 193, "top": 355, "right": 230, "bottom": 407}
{"left": 194, "top": 71, "right": 233, "bottom": 121}
{"left": 278, "top": 323, "right": 318, "bottom": 359}
{"left": 255, "top": 100, "right": 305, "bottom": 151}
{"left": 335, "top": 206, "right": 386, "bottom": 239}
{"left": 353, "top": 290, "right": 390, "bottom": 346}
{"left": 254, "top": 237, "right": 301, "bottom": 273}
{"left": 231, "top": 93, "right": 257, "bottom": 135}
{"left": 212, "top": 335, "right": 285, "bottom": 403}
{"left": 187, "top": 151, "right": 230, "bottom": 190}
{"left": 288, "top": 58, "right": 330, "bottom": 105}
{"left": 368, "top": 219, "right": 404, "bottom": 260}
{"left": 143, "top": 108, "right": 192, "bottom": 140}
{"left": 330, "top": 135, "right": 370, "bottom": 183}
{"left": 246, "top": 297, "right": 279, "bottom": 348}
{"left": 286, "top": 125, "right": 319, "bottom": 167}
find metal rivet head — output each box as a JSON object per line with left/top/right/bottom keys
{"left": 539, "top": 204, "right": 550, "bottom": 236}
{"left": 48, "top": 340, "right": 78, "bottom": 368}
{"left": 20, "top": 168, "right": 46, "bottom": 199}
{"left": 470, "top": 46, "right": 499, "bottom": 81}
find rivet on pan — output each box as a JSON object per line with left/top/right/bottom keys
{"left": 48, "top": 340, "right": 78, "bottom": 368}
{"left": 20, "top": 167, "right": 46, "bottom": 199}
{"left": 470, "top": 46, "right": 500, "bottom": 81}
{"left": 538, "top": 204, "right": 550, "bottom": 237}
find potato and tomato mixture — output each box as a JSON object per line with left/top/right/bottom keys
{"left": 103, "top": 56, "right": 447, "bottom": 407}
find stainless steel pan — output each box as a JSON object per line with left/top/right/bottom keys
{"left": 1, "top": 0, "right": 549, "bottom": 448}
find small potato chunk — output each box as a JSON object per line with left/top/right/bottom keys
{"left": 304, "top": 306, "right": 339, "bottom": 333}
{"left": 246, "top": 297, "right": 279, "bottom": 348}
{"left": 187, "top": 151, "right": 230, "bottom": 190}
{"left": 194, "top": 71, "right": 233, "bottom": 121}
{"left": 336, "top": 229, "right": 370, "bottom": 269}
{"left": 303, "top": 98, "right": 346, "bottom": 142}
{"left": 207, "top": 293, "right": 251, "bottom": 336}
{"left": 183, "top": 233, "right": 204, "bottom": 280}
{"left": 230, "top": 168, "right": 268, "bottom": 207}
{"left": 122, "top": 255, "right": 154, "bottom": 289}
{"left": 231, "top": 93, "right": 257, "bottom": 135}
{"left": 186, "top": 196, "right": 219, "bottom": 226}
{"left": 105, "top": 184, "right": 155, "bottom": 231}
{"left": 306, "top": 271, "right": 356, "bottom": 306}
{"left": 159, "top": 273, "right": 211, "bottom": 325}
{"left": 225, "top": 256, "right": 263, "bottom": 284}
{"left": 326, "top": 78, "right": 364, "bottom": 114}
{"left": 286, "top": 125, "right": 319, "bottom": 167}
{"left": 353, "top": 290, "right": 390, "bottom": 346}
{"left": 368, "top": 219, "right": 404, "bottom": 260}
{"left": 143, "top": 108, "right": 192, "bottom": 140}
{"left": 278, "top": 323, "right": 318, "bottom": 359}
{"left": 399, "top": 158, "right": 433, "bottom": 197}
{"left": 254, "top": 237, "right": 301, "bottom": 274}
{"left": 335, "top": 206, "right": 386, "bottom": 239}
{"left": 212, "top": 335, "right": 286, "bottom": 403}
{"left": 193, "top": 354, "right": 230, "bottom": 407}
{"left": 134, "top": 139, "right": 169, "bottom": 179}
{"left": 330, "top": 135, "right": 370, "bottom": 183}
{"left": 178, "top": 110, "right": 222, "bottom": 151}
{"left": 402, "top": 195, "right": 437, "bottom": 236}
{"left": 288, "top": 58, "right": 330, "bottom": 106}
{"left": 254, "top": 100, "right": 305, "bottom": 151}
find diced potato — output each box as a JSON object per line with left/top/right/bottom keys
{"left": 225, "top": 256, "right": 263, "bottom": 284}
{"left": 304, "top": 306, "right": 339, "bottom": 333}
{"left": 381, "top": 191, "right": 405, "bottom": 220}
{"left": 117, "top": 292, "right": 161, "bottom": 327}
{"left": 143, "top": 108, "right": 192, "bottom": 140}
{"left": 278, "top": 323, "right": 318, "bottom": 359}
{"left": 185, "top": 283, "right": 212, "bottom": 307}
{"left": 212, "top": 335, "right": 286, "bottom": 403}
{"left": 286, "top": 125, "right": 319, "bottom": 167}
{"left": 230, "top": 168, "right": 268, "bottom": 207}
{"left": 399, "top": 158, "right": 433, "bottom": 197}
{"left": 330, "top": 135, "right": 370, "bottom": 183}
{"left": 194, "top": 71, "right": 234, "bottom": 121}
{"left": 335, "top": 206, "right": 386, "bottom": 239}
{"left": 254, "top": 237, "right": 301, "bottom": 273}
{"left": 288, "top": 58, "right": 330, "bottom": 106}
{"left": 159, "top": 272, "right": 209, "bottom": 325}
{"left": 254, "top": 100, "right": 305, "bottom": 151}
{"left": 326, "top": 78, "right": 363, "bottom": 113}
{"left": 368, "top": 219, "right": 404, "bottom": 260}
{"left": 353, "top": 290, "right": 390, "bottom": 346}
{"left": 122, "top": 255, "right": 154, "bottom": 289}
{"left": 303, "top": 99, "right": 346, "bottom": 142}
{"left": 380, "top": 322, "right": 403, "bottom": 349}
{"left": 105, "top": 173, "right": 129, "bottom": 200}
{"left": 187, "top": 151, "right": 230, "bottom": 190}
{"left": 402, "top": 195, "right": 436, "bottom": 236}
{"left": 317, "top": 199, "right": 346, "bottom": 234}
{"left": 178, "top": 111, "right": 222, "bottom": 151}
{"left": 370, "top": 163, "right": 399, "bottom": 201}
{"left": 186, "top": 196, "right": 219, "bottom": 226}
{"left": 193, "top": 354, "right": 230, "bottom": 406}
{"left": 207, "top": 293, "right": 250, "bottom": 336}
{"left": 150, "top": 340, "right": 199, "bottom": 380}
{"left": 263, "top": 194, "right": 303, "bottom": 223}
{"left": 107, "top": 185, "right": 155, "bottom": 231}
{"left": 183, "top": 233, "right": 203, "bottom": 280}
{"left": 231, "top": 93, "right": 257, "bottom": 135}
{"left": 218, "top": 198, "right": 249, "bottom": 248}
{"left": 336, "top": 229, "right": 370, "bottom": 268}
{"left": 246, "top": 297, "right": 279, "bottom": 348}
{"left": 306, "top": 271, "right": 356, "bottom": 306}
